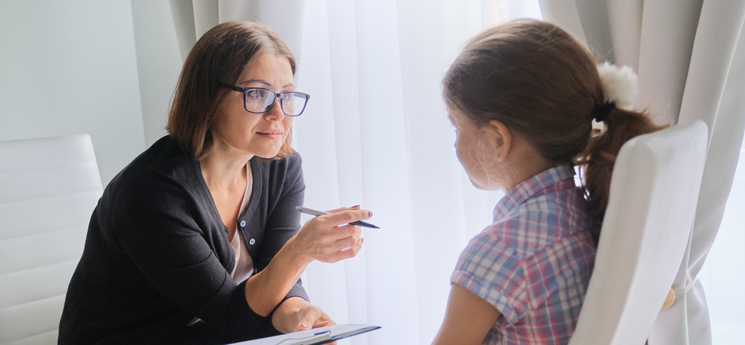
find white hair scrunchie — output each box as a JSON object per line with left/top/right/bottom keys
{"left": 596, "top": 62, "right": 639, "bottom": 111}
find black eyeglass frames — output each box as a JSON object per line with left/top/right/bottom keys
{"left": 221, "top": 84, "right": 310, "bottom": 117}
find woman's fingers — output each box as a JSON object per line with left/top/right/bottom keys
{"left": 323, "top": 209, "right": 371, "bottom": 228}
{"left": 336, "top": 224, "right": 361, "bottom": 241}
{"left": 307, "top": 232, "right": 363, "bottom": 263}
{"left": 305, "top": 309, "right": 337, "bottom": 344}
{"left": 335, "top": 226, "right": 361, "bottom": 249}
{"left": 313, "top": 231, "right": 361, "bottom": 262}
{"left": 311, "top": 310, "right": 336, "bottom": 328}
{"left": 304, "top": 218, "right": 359, "bottom": 244}
{"left": 296, "top": 305, "right": 324, "bottom": 331}
{"left": 293, "top": 206, "right": 371, "bottom": 263}
{"left": 330, "top": 237, "right": 364, "bottom": 262}
{"left": 313, "top": 319, "right": 335, "bottom": 328}
{"left": 325, "top": 205, "right": 361, "bottom": 213}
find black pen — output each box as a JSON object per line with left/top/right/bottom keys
{"left": 295, "top": 206, "right": 380, "bottom": 229}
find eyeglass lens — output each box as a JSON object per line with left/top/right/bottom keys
{"left": 244, "top": 89, "right": 308, "bottom": 116}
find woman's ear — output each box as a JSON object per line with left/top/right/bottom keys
{"left": 487, "top": 120, "right": 512, "bottom": 161}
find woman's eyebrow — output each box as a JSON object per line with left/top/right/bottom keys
{"left": 238, "top": 80, "right": 295, "bottom": 89}
{"left": 239, "top": 79, "right": 272, "bottom": 86}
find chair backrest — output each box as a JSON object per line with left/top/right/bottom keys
{"left": 568, "top": 120, "right": 708, "bottom": 345}
{"left": 0, "top": 134, "right": 103, "bottom": 345}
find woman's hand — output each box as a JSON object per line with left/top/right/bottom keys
{"left": 272, "top": 298, "right": 338, "bottom": 344}
{"left": 287, "top": 206, "right": 371, "bottom": 264}
{"left": 243, "top": 206, "right": 371, "bottom": 317}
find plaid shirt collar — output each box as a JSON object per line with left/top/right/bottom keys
{"left": 493, "top": 164, "right": 576, "bottom": 221}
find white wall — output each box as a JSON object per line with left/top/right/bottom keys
{"left": 131, "top": 0, "right": 182, "bottom": 148}
{"left": 0, "top": 0, "right": 146, "bottom": 184}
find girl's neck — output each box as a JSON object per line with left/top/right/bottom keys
{"left": 499, "top": 136, "right": 554, "bottom": 192}
{"left": 501, "top": 158, "right": 554, "bottom": 192}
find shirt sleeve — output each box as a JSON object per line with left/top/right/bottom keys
{"left": 452, "top": 223, "right": 584, "bottom": 325}
{"left": 258, "top": 152, "right": 308, "bottom": 304}
{"left": 113, "top": 173, "right": 271, "bottom": 337}
{"left": 451, "top": 227, "right": 529, "bottom": 325}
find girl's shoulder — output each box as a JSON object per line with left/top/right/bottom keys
{"left": 485, "top": 187, "right": 592, "bottom": 257}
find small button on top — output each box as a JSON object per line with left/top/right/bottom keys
{"left": 239, "top": 220, "right": 246, "bottom": 227}
{"left": 249, "top": 238, "right": 256, "bottom": 245}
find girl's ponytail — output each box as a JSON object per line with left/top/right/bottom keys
{"left": 576, "top": 108, "right": 664, "bottom": 240}
{"left": 575, "top": 63, "right": 666, "bottom": 241}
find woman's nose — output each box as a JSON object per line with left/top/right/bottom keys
{"left": 265, "top": 98, "right": 285, "bottom": 121}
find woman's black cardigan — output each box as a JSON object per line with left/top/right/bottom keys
{"left": 59, "top": 135, "right": 308, "bottom": 344}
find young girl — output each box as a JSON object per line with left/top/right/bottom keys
{"left": 432, "top": 20, "right": 662, "bottom": 344}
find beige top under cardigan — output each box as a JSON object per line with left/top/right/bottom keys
{"left": 189, "top": 163, "right": 255, "bottom": 327}
{"left": 230, "top": 163, "right": 255, "bottom": 282}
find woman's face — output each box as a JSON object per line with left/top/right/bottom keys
{"left": 211, "top": 52, "right": 295, "bottom": 159}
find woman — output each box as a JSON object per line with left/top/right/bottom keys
{"left": 432, "top": 20, "right": 662, "bottom": 344}
{"left": 58, "top": 21, "right": 370, "bottom": 344}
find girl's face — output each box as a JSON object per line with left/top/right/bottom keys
{"left": 211, "top": 53, "right": 295, "bottom": 158}
{"left": 449, "top": 107, "right": 504, "bottom": 190}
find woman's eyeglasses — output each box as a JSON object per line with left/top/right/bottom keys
{"left": 221, "top": 84, "right": 310, "bottom": 117}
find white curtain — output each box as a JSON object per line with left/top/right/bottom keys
{"left": 294, "top": 2, "right": 532, "bottom": 343}
{"left": 538, "top": 0, "right": 745, "bottom": 344}
{"left": 166, "top": 1, "right": 540, "bottom": 344}
{"left": 168, "top": 0, "right": 306, "bottom": 62}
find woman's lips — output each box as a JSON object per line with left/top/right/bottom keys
{"left": 257, "top": 130, "right": 283, "bottom": 138}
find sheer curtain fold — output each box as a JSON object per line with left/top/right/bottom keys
{"left": 677, "top": 0, "right": 745, "bottom": 275}
{"left": 294, "top": 0, "right": 350, "bottom": 330}
{"left": 635, "top": 0, "right": 702, "bottom": 124}
{"left": 395, "top": 1, "right": 470, "bottom": 342}
{"left": 541, "top": 0, "right": 745, "bottom": 344}
{"left": 167, "top": 0, "right": 306, "bottom": 62}
{"left": 537, "top": 0, "right": 587, "bottom": 44}
{"left": 606, "top": 0, "right": 642, "bottom": 70}
{"left": 192, "top": 0, "right": 218, "bottom": 39}
{"left": 553, "top": 0, "right": 705, "bottom": 124}
{"left": 348, "top": 1, "right": 421, "bottom": 343}
{"left": 688, "top": 21, "right": 745, "bottom": 277}
{"left": 167, "top": 0, "right": 194, "bottom": 62}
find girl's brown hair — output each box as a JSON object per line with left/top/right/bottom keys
{"left": 444, "top": 20, "right": 663, "bottom": 241}
{"left": 167, "top": 21, "right": 296, "bottom": 159}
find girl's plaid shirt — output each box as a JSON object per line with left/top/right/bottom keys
{"left": 452, "top": 165, "right": 596, "bottom": 345}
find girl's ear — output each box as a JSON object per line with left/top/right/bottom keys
{"left": 487, "top": 120, "right": 512, "bottom": 161}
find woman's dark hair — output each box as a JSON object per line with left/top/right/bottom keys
{"left": 167, "top": 21, "right": 296, "bottom": 159}
{"left": 443, "top": 19, "right": 664, "bottom": 241}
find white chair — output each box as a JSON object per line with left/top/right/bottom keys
{"left": 0, "top": 134, "right": 103, "bottom": 345}
{"left": 568, "top": 120, "right": 709, "bottom": 345}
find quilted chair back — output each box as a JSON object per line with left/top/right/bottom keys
{"left": 0, "top": 134, "right": 103, "bottom": 344}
